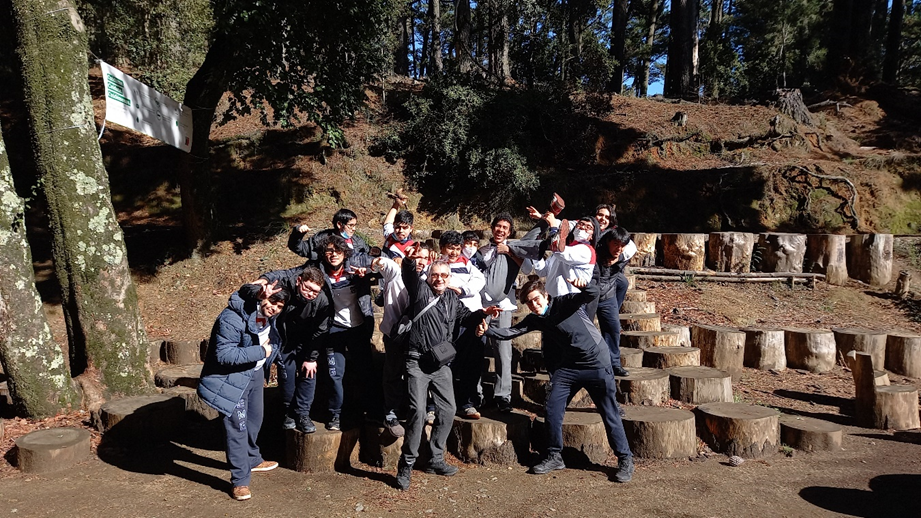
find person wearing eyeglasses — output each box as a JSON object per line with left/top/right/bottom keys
{"left": 239, "top": 265, "right": 331, "bottom": 433}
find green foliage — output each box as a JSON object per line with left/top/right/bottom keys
{"left": 899, "top": 2, "right": 921, "bottom": 87}
{"left": 77, "top": 0, "right": 212, "bottom": 99}
{"left": 699, "top": 13, "right": 746, "bottom": 99}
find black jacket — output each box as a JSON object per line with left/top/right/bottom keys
{"left": 288, "top": 227, "right": 370, "bottom": 264}
{"left": 485, "top": 283, "right": 610, "bottom": 372}
{"left": 402, "top": 257, "right": 485, "bottom": 359}
{"left": 239, "top": 266, "right": 331, "bottom": 362}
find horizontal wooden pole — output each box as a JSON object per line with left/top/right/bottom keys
{"left": 630, "top": 268, "right": 824, "bottom": 279}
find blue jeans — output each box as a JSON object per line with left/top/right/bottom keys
{"left": 223, "top": 367, "right": 265, "bottom": 487}
{"left": 451, "top": 325, "right": 485, "bottom": 410}
{"left": 544, "top": 366, "right": 631, "bottom": 458}
{"left": 596, "top": 296, "right": 623, "bottom": 368}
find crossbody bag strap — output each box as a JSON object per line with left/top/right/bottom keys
{"left": 412, "top": 296, "right": 441, "bottom": 324}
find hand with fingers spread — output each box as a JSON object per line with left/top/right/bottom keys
{"left": 260, "top": 280, "right": 282, "bottom": 300}
{"left": 526, "top": 206, "right": 542, "bottom": 220}
{"left": 483, "top": 305, "right": 501, "bottom": 319}
{"left": 301, "top": 361, "right": 317, "bottom": 379}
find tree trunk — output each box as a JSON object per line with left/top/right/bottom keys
{"left": 664, "top": 0, "right": 699, "bottom": 99}
{"left": 804, "top": 234, "right": 848, "bottom": 285}
{"left": 707, "top": 232, "right": 754, "bottom": 273}
{"left": 882, "top": 0, "right": 904, "bottom": 83}
{"left": 629, "top": 232, "right": 658, "bottom": 266}
{"left": 455, "top": 0, "right": 474, "bottom": 73}
{"left": 430, "top": 0, "right": 443, "bottom": 73}
{"left": 0, "top": 126, "right": 79, "bottom": 417}
{"left": 608, "top": 0, "right": 630, "bottom": 94}
{"left": 661, "top": 233, "right": 707, "bottom": 271}
{"left": 11, "top": 0, "right": 151, "bottom": 395}
{"left": 635, "top": 0, "right": 662, "bottom": 97}
{"left": 846, "top": 233, "right": 893, "bottom": 286}
{"left": 396, "top": 12, "right": 412, "bottom": 76}
{"left": 758, "top": 233, "right": 806, "bottom": 273}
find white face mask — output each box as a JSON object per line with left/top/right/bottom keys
{"left": 462, "top": 246, "right": 477, "bottom": 259}
{"left": 573, "top": 229, "right": 590, "bottom": 242}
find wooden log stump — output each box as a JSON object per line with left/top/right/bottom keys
{"left": 149, "top": 340, "right": 163, "bottom": 365}
{"left": 450, "top": 410, "right": 532, "bottom": 465}
{"left": 691, "top": 324, "right": 746, "bottom": 379}
{"left": 707, "top": 232, "right": 755, "bottom": 273}
{"left": 661, "top": 233, "right": 707, "bottom": 271}
{"left": 523, "top": 373, "right": 592, "bottom": 409}
{"left": 15, "top": 428, "right": 91, "bottom": 473}
{"left": 695, "top": 402, "right": 780, "bottom": 458}
{"left": 846, "top": 234, "right": 893, "bottom": 287}
{"left": 287, "top": 427, "right": 360, "bottom": 472}
{"left": 154, "top": 364, "right": 203, "bottom": 389}
{"left": 662, "top": 324, "right": 691, "bottom": 346}
{"left": 95, "top": 395, "right": 185, "bottom": 445}
{"left": 615, "top": 367, "right": 669, "bottom": 405}
{"left": 358, "top": 424, "right": 403, "bottom": 469}
{"left": 621, "top": 301, "right": 656, "bottom": 314}
{"left": 532, "top": 412, "right": 608, "bottom": 466}
{"left": 758, "top": 233, "right": 806, "bottom": 273}
{"left": 620, "top": 313, "right": 661, "bottom": 332}
{"left": 779, "top": 415, "right": 842, "bottom": 452}
{"left": 162, "top": 386, "right": 221, "bottom": 420}
{"left": 784, "top": 328, "right": 836, "bottom": 373}
{"left": 832, "top": 328, "right": 887, "bottom": 370}
{"left": 741, "top": 328, "right": 787, "bottom": 371}
{"left": 629, "top": 233, "right": 658, "bottom": 267}
{"left": 850, "top": 351, "right": 920, "bottom": 430}
{"left": 623, "top": 289, "right": 647, "bottom": 302}
{"left": 668, "top": 366, "right": 733, "bottom": 404}
{"left": 519, "top": 348, "right": 545, "bottom": 374}
{"left": 626, "top": 274, "right": 636, "bottom": 289}
{"left": 885, "top": 332, "right": 921, "bottom": 378}
{"left": 805, "top": 234, "right": 848, "bottom": 285}
{"left": 642, "top": 347, "right": 701, "bottom": 369}
{"left": 620, "top": 347, "right": 644, "bottom": 369}
{"left": 874, "top": 370, "right": 890, "bottom": 386}
{"left": 162, "top": 340, "right": 202, "bottom": 365}
{"left": 621, "top": 331, "right": 680, "bottom": 349}
{"left": 622, "top": 406, "right": 697, "bottom": 459}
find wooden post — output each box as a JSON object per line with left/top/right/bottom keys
{"left": 893, "top": 270, "right": 911, "bottom": 298}
{"left": 805, "top": 234, "right": 848, "bottom": 285}
{"left": 154, "top": 364, "right": 203, "bottom": 389}
{"left": 95, "top": 395, "right": 185, "bottom": 445}
{"left": 707, "top": 232, "right": 755, "bottom": 273}
{"left": 532, "top": 412, "right": 608, "bottom": 467}
{"left": 694, "top": 402, "right": 780, "bottom": 458}
{"left": 846, "top": 234, "right": 893, "bottom": 286}
{"left": 622, "top": 406, "right": 697, "bottom": 459}
{"left": 784, "top": 328, "right": 836, "bottom": 373}
{"left": 885, "top": 332, "right": 921, "bottom": 378}
{"left": 624, "top": 289, "right": 647, "bottom": 302}
{"left": 832, "top": 328, "right": 887, "bottom": 370}
{"left": 629, "top": 233, "right": 658, "bottom": 267}
{"left": 661, "top": 233, "right": 708, "bottom": 271}
{"left": 162, "top": 340, "right": 202, "bottom": 365}
{"left": 691, "top": 324, "right": 746, "bottom": 380}
{"left": 668, "top": 366, "right": 733, "bottom": 404}
{"left": 850, "top": 351, "right": 920, "bottom": 430}
{"left": 758, "top": 233, "right": 806, "bottom": 273}
{"left": 286, "top": 427, "right": 359, "bottom": 473}
{"left": 741, "top": 328, "right": 786, "bottom": 371}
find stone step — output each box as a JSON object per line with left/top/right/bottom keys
{"left": 15, "top": 427, "right": 91, "bottom": 473}
{"left": 448, "top": 410, "right": 532, "bottom": 465}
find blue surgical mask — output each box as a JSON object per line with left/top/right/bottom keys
{"left": 539, "top": 304, "right": 549, "bottom": 316}
{"left": 340, "top": 231, "right": 350, "bottom": 239}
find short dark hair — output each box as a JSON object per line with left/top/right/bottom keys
{"left": 595, "top": 203, "right": 617, "bottom": 227}
{"left": 519, "top": 278, "right": 547, "bottom": 304}
{"left": 332, "top": 208, "right": 358, "bottom": 228}
{"left": 298, "top": 266, "right": 324, "bottom": 285}
{"left": 394, "top": 210, "right": 414, "bottom": 227}
{"left": 267, "top": 287, "right": 290, "bottom": 304}
{"left": 439, "top": 230, "right": 463, "bottom": 249}
{"left": 416, "top": 241, "right": 433, "bottom": 253}
{"left": 490, "top": 212, "right": 515, "bottom": 235}
{"left": 319, "top": 234, "right": 353, "bottom": 259}
{"left": 608, "top": 226, "right": 631, "bottom": 245}
{"left": 461, "top": 230, "right": 479, "bottom": 244}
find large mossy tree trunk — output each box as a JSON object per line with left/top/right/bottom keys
{"left": 11, "top": 0, "right": 150, "bottom": 396}
{"left": 0, "top": 127, "right": 79, "bottom": 417}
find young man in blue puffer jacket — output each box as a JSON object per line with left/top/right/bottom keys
{"left": 198, "top": 288, "right": 290, "bottom": 501}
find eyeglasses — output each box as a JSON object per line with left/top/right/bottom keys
{"left": 429, "top": 273, "right": 450, "bottom": 279}
{"left": 343, "top": 222, "right": 357, "bottom": 229}
{"left": 325, "top": 248, "right": 344, "bottom": 255}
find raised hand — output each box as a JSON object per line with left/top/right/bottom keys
{"left": 297, "top": 224, "right": 311, "bottom": 233}
{"left": 483, "top": 305, "right": 501, "bottom": 318}
{"left": 567, "top": 277, "right": 588, "bottom": 288}
{"left": 261, "top": 280, "right": 282, "bottom": 300}
{"left": 525, "top": 206, "right": 542, "bottom": 220}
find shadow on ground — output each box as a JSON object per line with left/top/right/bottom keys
{"left": 800, "top": 473, "right": 921, "bottom": 517}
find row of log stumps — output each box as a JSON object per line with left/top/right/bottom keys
{"left": 850, "top": 351, "right": 921, "bottom": 431}
{"left": 627, "top": 232, "right": 893, "bottom": 286}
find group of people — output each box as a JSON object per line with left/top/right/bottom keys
{"left": 196, "top": 191, "right": 639, "bottom": 500}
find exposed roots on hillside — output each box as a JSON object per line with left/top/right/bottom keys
{"left": 786, "top": 164, "right": 861, "bottom": 230}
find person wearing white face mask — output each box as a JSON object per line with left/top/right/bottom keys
{"left": 526, "top": 215, "right": 598, "bottom": 298}
{"left": 461, "top": 230, "right": 486, "bottom": 272}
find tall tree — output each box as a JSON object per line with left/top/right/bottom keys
{"left": 455, "top": 0, "right": 474, "bottom": 73}
{"left": 883, "top": 0, "right": 905, "bottom": 82}
{"left": 633, "top": 0, "right": 665, "bottom": 96}
{"left": 429, "top": 0, "right": 443, "bottom": 73}
{"left": 608, "top": 0, "right": 630, "bottom": 93}
{"left": 486, "top": 0, "right": 511, "bottom": 81}
{"left": 0, "top": 125, "right": 80, "bottom": 417}
{"left": 11, "top": 0, "right": 151, "bottom": 395}
{"left": 665, "top": 0, "right": 699, "bottom": 98}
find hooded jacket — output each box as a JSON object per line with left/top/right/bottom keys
{"left": 198, "top": 292, "right": 280, "bottom": 417}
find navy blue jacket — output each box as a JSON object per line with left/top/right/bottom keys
{"left": 198, "top": 292, "right": 279, "bottom": 417}
{"left": 288, "top": 227, "right": 371, "bottom": 264}
{"left": 485, "top": 283, "right": 610, "bottom": 372}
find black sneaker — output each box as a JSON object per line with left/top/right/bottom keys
{"left": 297, "top": 415, "right": 317, "bottom": 434}
{"left": 384, "top": 417, "right": 405, "bottom": 438}
{"left": 531, "top": 452, "right": 565, "bottom": 474}
{"left": 613, "top": 455, "right": 634, "bottom": 483}
{"left": 395, "top": 460, "right": 412, "bottom": 490}
{"left": 612, "top": 365, "right": 630, "bottom": 377}
{"left": 497, "top": 398, "right": 513, "bottom": 413}
{"left": 282, "top": 415, "right": 296, "bottom": 430}
{"left": 326, "top": 415, "right": 341, "bottom": 431}
{"left": 424, "top": 461, "right": 458, "bottom": 476}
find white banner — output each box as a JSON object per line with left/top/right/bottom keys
{"left": 100, "top": 61, "right": 193, "bottom": 152}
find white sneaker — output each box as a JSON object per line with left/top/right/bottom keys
{"left": 425, "top": 410, "right": 436, "bottom": 425}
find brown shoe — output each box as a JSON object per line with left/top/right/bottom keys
{"left": 552, "top": 220, "right": 569, "bottom": 253}
{"left": 232, "top": 486, "right": 252, "bottom": 501}
{"left": 550, "top": 192, "right": 565, "bottom": 215}
{"left": 252, "top": 460, "right": 278, "bottom": 472}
